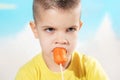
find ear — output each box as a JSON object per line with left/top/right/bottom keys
{"left": 29, "top": 21, "right": 39, "bottom": 38}
{"left": 79, "top": 21, "right": 83, "bottom": 30}
{"left": 80, "top": 21, "right": 83, "bottom": 27}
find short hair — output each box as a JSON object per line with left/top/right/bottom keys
{"left": 33, "top": 0, "right": 80, "bottom": 22}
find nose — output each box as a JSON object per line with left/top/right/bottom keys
{"left": 55, "top": 38, "right": 68, "bottom": 45}
{"left": 54, "top": 33, "right": 68, "bottom": 45}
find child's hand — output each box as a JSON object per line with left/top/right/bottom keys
{"left": 53, "top": 47, "right": 67, "bottom": 65}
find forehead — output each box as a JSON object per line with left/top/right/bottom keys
{"left": 35, "top": 6, "right": 81, "bottom": 27}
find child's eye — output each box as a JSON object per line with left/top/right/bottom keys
{"left": 67, "top": 27, "right": 76, "bottom": 32}
{"left": 45, "top": 28, "right": 55, "bottom": 32}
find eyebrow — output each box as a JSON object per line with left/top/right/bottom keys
{"left": 40, "top": 25, "right": 55, "bottom": 29}
{"left": 40, "top": 25, "right": 79, "bottom": 29}
{"left": 68, "top": 25, "right": 79, "bottom": 28}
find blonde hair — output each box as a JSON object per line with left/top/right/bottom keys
{"left": 33, "top": 0, "right": 80, "bottom": 22}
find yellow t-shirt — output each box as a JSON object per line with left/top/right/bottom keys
{"left": 15, "top": 52, "right": 108, "bottom": 80}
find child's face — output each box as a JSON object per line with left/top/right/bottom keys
{"left": 30, "top": 7, "right": 81, "bottom": 59}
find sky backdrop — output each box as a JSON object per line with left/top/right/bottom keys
{"left": 0, "top": 0, "right": 120, "bottom": 38}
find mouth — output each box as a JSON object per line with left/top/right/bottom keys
{"left": 52, "top": 47, "right": 68, "bottom": 65}
{"left": 52, "top": 47, "right": 67, "bottom": 53}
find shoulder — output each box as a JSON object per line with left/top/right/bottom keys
{"left": 84, "top": 55, "right": 109, "bottom": 80}
{"left": 21, "top": 53, "right": 41, "bottom": 69}
{"left": 73, "top": 51, "right": 101, "bottom": 66}
{"left": 15, "top": 53, "right": 42, "bottom": 80}
{"left": 72, "top": 51, "right": 90, "bottom": 64}
{"left": 73, "top": 51, "right": 105, "bottom": 73}
{"left": 72, "top": 52, "right": 108, "bottom": 80}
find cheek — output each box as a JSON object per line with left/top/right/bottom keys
{"left": 69, "top": 38, "right": 77, "bottom": 49}
{"left": 38, "top": 34, "right": 53, "bottom": 53}
{"left": 67, "top": 34, "right": 78, "bottom": 53}
{"left": 68, "top": 33, "right": 78, "bottom": 44}
{"left": 39, "top": 36, "right": 51, "bottom": 48}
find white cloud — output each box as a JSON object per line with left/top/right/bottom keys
{"left": 0, "top": 3, "right": 16, "bottom": 10}
{"left": 78, "top": 13, "right": 120, "bottom": 80}
{"left": 0, "top": 23, "right": 40, "bottom": 80}
{"left": 94, "top": 13, "right": 116, "bottom": 42}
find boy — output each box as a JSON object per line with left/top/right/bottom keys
{"left": 16, "top": 0, "right": 108, "bottom": 80}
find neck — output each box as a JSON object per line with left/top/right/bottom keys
{"left": 42, "top": 54, "right": 71, "bottom": 72}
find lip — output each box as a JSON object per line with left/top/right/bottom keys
{"left": 52, "top": 47, "right": 67, "bottom": 54}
